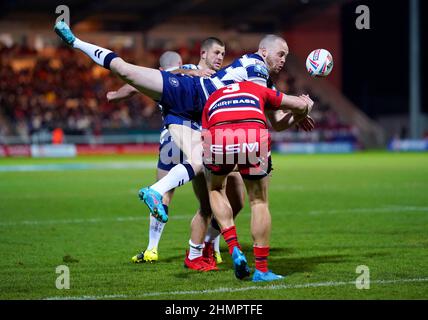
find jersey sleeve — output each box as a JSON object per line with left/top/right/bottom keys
{"left": 182, "top": 64, "right": 199, "bottom": 70}
{"left": 264, "top": 87, "right": 284, "bottom": 109}
{"left": 246, "top": 64, "right": 269, "bottom": 87}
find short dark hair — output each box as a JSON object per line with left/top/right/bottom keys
{"left": 200, "top": 37, "right": 225, "bottom": 52}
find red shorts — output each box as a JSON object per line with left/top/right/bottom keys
{"left": 202, "top": 122, "right": 272, "bottom": 180}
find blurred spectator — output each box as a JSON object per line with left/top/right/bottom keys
{"left": 1, "top": 45, "right": 162, "bottom": 140}
{"left": 52, "top": 127, "right": 64, "bottom": 144}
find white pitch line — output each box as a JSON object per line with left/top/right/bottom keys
{"left": 0, "top": 162, "right": 157, "bottom": 172}
{"left": 309, "top": 206, "right": 428, "bottom": 215}
{"left": 44, "top": 277, "right": 428, "bottom": 300}
{"left": 2, "top": 205, "right": 428, "bottom": 227}
{"left": 0, "top": 215, "right": 193, "bottom": 227}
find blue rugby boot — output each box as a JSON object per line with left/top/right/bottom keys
{"left": 232, "top": 247, "right": 251, "bottom": 280}
{"left": 138, "top": 187, "right": 168, "bottom": 223}
{"left": 252, "top": 269, "right": 284, "bottom": 282}
{"left": 54, "top": 21, "right": 76, "bottom": 46}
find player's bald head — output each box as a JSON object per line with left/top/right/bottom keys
{"left": 258, "top": 34, "right": 287, "bottom": 51}
{"left": 159, "top": 51, "right": 182, "bottom": 70}
{"left": 258, "top": 35, "right": 289, "bottom": 74}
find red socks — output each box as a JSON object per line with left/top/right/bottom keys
{"left": 222, "top": 226, "right": 270, "bottom": 272}
{"left": 221, "top": 226, "right": 241, "bottom": 255}
{"left": 254, "top": 246, "right": 269, "bottom": 272}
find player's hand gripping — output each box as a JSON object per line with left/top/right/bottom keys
{"left": 106, "top": 84, "right": 138, "bottom": 102}
{"left": 296, "top": 115, "right": 315, "bottom": 132}
{"left": 298, "top": 94, "right": 314, "bottom": 116}
{"left": 106, "top": 91, "right": 120, "bottom": 102}
{"left": 294, "top": 94, "right": 315, "bottom": 132}
{"left": 187, "top": 68, "right": 215, "bottom": 78}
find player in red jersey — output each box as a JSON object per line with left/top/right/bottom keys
{"left": 201, "top": 81, "right": 314, "bottom": 281}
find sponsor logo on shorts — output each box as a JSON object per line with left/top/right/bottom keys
{"left": 210, "top": 142, "right": 259, "bottom": 155}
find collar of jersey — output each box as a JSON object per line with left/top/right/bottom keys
{"left": 246, "top": 53, "right": 265, "bottom": 62}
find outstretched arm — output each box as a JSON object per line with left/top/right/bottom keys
{"left": 171, "top": 68, "right": 215, "bottom": 77}
{"left": 265, "top": 109, "right": 293, "bottom": 131}
{"left": 266, "top": 110, "right": 315, "bottom": 132}
{"left": 266, "top": 94, "right": 315, "bottom": 131}
{"left": 106, "top": 84, "right": 138, "bottom": 102}
{"left": 278, "top": 94, "right": 313, "bottom": 116}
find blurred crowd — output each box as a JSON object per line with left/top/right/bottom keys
{"left": 0, "top": 45, "right": 161, "bottom": 142}
{"left": 273, "top": 72, "right": 357, "bottom": 143}
{"left": 0, "top": 44, "right": 354, "bottom": 144}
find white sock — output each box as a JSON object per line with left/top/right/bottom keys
{"left": 73, "top": 38, "right": 116, "bottom": 68}
{"left": 188, "top": 239, "right": 204, "bottom": 260}
{"left": 204, "top": 223, "right": 221, "bottom": 244}
{"left": 147, "top": 215, "right": 165, "bottom": 251}
{"left": 213, "top": 235, "right": 221, "bottom": 253}
{"left": 151, "top": 162, "right": 195, "bottom": 195}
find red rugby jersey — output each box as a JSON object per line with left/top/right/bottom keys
{"left": 201, "top": 81, "right": 284, "bottom": 129}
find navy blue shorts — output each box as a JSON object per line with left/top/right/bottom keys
{"left": 163, "top": 114, "right": 201, "bottom": 130}
{"left": 159, "top": 71, "right": 205, "bottom": 126}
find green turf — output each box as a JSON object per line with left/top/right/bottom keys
{"left": 0, "top": 152, "right": 427, "bottom": 299}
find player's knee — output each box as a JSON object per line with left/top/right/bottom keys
{"left": 192, "top": 209, "right": 211, "bottom": 224}
{"left": 249, "top": 198, "right": 268, "bottom": 208}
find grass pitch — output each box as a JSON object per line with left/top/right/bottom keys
{"left": 0, "top": 152, "right": 427, "bottom": 300}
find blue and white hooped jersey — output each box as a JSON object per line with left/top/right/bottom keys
{"left": 197, "top": 53, "right": 270, "bottom": 104}
{"left": 158, "top": 63, "right": 203, "bottom": 130}
{"left": 182, "top": 64, "right": 200, "bottom": 70}
{"left": 158, "top": 56, "right": 273, "bottom": 130}
{"left": 158, "top": 64, "right": 199, "bottom": 117}
{"left": 157, "top": 65, "right": 181, "bottom": 114}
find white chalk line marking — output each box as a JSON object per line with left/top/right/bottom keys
{"left": 308, "top": 206, "right": 428, "bottom": 215}
{"left": 0, "top": 215, "right": 193, "bottom": 227}
{"left": 44, "top": 277, "right": 428, "bottom": 300}
{"left": 0, "top": 162, "right": 157, "bottom": 172}
{"left": 2, "top": 206, "right": 426, "bottom": 227}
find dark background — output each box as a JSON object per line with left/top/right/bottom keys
{"left": 342, "top": 0, "right": 426, "bottom": 117}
